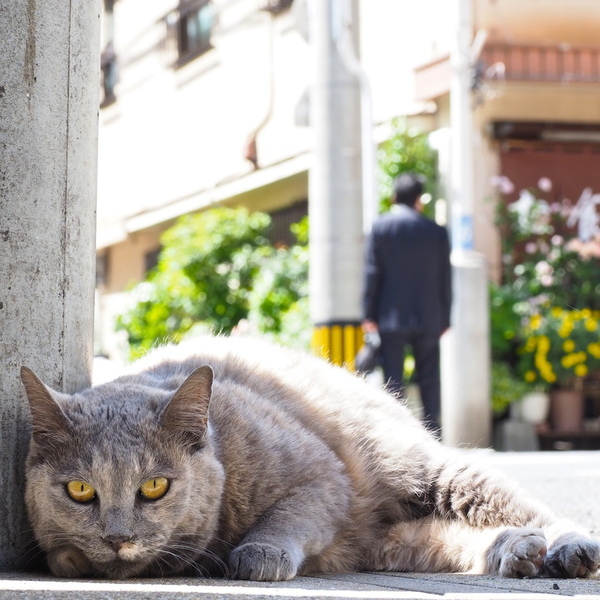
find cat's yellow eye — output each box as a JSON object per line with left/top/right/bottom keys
{"left": 139, "top": 477, "right": 170, "bottom": 500}
{"left": 66, "top": 480, "right": 96, "bottom": 503}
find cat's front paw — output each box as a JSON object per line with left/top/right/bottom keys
{"left": 229, "top": 542, "right": 300, "bottom": 581}
{"left": 47, "top": 547, "right": 93, "bottom": 578}
{"left": 543, "top": 533, "right": 600, "bottom": 578}
{"left": 490, "top": 528, "right": 548, "bottom": 578}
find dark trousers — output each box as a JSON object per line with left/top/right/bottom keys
{"left": 379, "top": 330, "right": 441, "bottom": 435}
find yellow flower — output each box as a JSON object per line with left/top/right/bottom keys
{"left": 562, "top": 340, "right": 576, "bottom": 353}
{"left": 529, "top": 314, "right": 542, "bottom": 330}
{"left": 535, "top": 347, "right": 556, "bottom": 382}
{"left": 558, "top": 320, "right": 574, "bottom": 338}
{"left": 524, "top": 337, "right": 537, "bottom": 353}
{"left": 525, "top": 371, "right": 537, "bottom": 382}
{"left": 588, "top": 343, "right": 600, "bottom": 359}
{"left": 585, "top": 318, "right": 598, "bottom": 332}
{"left": 561, "top": 352, "right": 587, "bottom": 368}
{"left": 575, "top": 364, "right": 588, "bottom": 377}
{"left": 538, "top": 336, "right": 551, "bottom": 352}
{"left": 551, "top": 307, "right": 562, "bottom": 318}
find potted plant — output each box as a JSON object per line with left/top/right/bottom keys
{"left": 491, "top": 361, "right": 534, "bottom": 418}
{"left": 490, "top": 176, "right": 600, "bottom": 433}
{"left": 517, "top": 307, "right": 600, "bottom": 431}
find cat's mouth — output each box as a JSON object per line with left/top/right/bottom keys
{"left": 99, "top": 551, "right": 153, "bottom": 579}
{"left": 91, "top": 541, "right": 154, "bottom": 578}
{"left": 115, "top": 541, "right": 138, "bottom": 560}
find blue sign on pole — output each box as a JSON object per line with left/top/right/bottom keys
{"left": 452, "top": 214, "right": 474, "bottom": 251}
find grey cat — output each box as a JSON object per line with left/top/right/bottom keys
{"left": 21, "top": 335, "right": 599, "bottom": 581}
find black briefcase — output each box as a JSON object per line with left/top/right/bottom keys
{"left": 355, "top": 332, "right": 381, "bottom": 374}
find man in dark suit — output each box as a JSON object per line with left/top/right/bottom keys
{"left": 362, "top": 173, "right": 452, "bottom": 435}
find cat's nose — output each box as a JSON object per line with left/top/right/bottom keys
{"left": 103, "top": 534, "right": 132, "bottom": 552}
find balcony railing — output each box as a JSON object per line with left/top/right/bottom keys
{"left": 481, "top": 42, "right": 600, "bottom": 84}
{"left": 415, "top": 42, "right": 600, "bottom": 101}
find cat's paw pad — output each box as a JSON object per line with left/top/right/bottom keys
{"left": 47, "top": 547, "right": 93, "bottom": 578}
{"left": 229, "top": 542, "right": 298, "bottom": 581}
{"left": 544, "top": 534, "right": 600, "bottom": 578}
{"left": 494, "top": 528, "right": 548, "bottom": 578}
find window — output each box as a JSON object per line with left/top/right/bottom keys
{"left": 100, "top": 0, "right": 118, "bottom": 107}
{"left": 100, "top": 42, "right": 118, "bottom": 108}
{"left": 144, "top": 247, "right": 161, "bottom": 274}
{"left": 173, "top": 0, "right": 215, "bottom": 66}
{"left": 96, "top": 252, "right": 109, "bottom": 288}
{"left": 259, "top": 0, "right": 294, "bottom": 13}
{"left": 268, "top": 200, "right": 308, "bottom": 247}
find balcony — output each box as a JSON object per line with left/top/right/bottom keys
{"left": 415, "top": 42, "right": 600, "bottom": 101}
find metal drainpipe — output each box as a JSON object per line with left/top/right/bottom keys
{"left": 244, "top": 10, "right": 276, "bottom": 169}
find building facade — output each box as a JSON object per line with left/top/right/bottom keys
{"left": 96, "top": 0, "right": 600, "bottom": 362}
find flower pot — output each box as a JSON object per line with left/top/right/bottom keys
{"left": 549, "top": 388, "right": 584, "bottom": 433}
{"left": 519, "top": 392, "right": 550, "bottom": 425}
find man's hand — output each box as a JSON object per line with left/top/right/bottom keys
{"left": 362, "top": 320, "right": 378, "bottom": 334}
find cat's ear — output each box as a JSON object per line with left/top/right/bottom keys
{"left": 159, "top": 365, "right": 213, "bottom": 450}
{"left": 20, "top": 367, "right": 72, "bottom": 447}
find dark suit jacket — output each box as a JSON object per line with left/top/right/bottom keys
{"left": 362, "top": 204, "right": 452, "bottom": 335}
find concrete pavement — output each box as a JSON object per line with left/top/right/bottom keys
{"left": 0, "top": 451, "right": 599, "bottom": 599}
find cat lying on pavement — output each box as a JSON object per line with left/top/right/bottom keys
{"left": 21, "top": 335, "right": 599, "bottom": 581}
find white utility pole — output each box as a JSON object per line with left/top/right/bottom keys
{"left": 0, "top": 0, "right": 99, "bottom": 567}
{"left": 441, "top": 0, "right": 492, "bottom": 447}
{"left": 308, "top": 0, "right": 365, "bottom": 367}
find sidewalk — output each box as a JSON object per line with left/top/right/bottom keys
{"left": 1, "top": 451, "right": 599, "bottom": 600}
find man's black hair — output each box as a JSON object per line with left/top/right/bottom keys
{"left": 393, "top": 173, "right": 425, "bottom": 208}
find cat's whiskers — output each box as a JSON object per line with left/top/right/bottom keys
{"left": 197, "top": 548, "right": 230, "bottom": 577}
{"left": 30, "top": 532, "right": 79, "bottom": 548}
{"left": 18, "top": 541, "right": 48, "bottom": 567}
{"left": 155, "top": 547, "right": 210, "bottom": 577}
{"left": 155, "top": 541, "right": 230, "bottom": 578}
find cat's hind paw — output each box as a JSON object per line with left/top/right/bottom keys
{"left": 489, "top": 528, "right": 548, "bottom": 578}
{"left": 543, "top": 533, "right": 600, "bottom": 578}
{"left": 229, "top": 542, "right": 300, "bottom": 581}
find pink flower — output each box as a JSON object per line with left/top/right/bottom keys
{"left": 535, "top": 261, "right": 553, "bottom": 276}
{"left": 535, "top": 261, "right": 554, "bottom": 287}
{"left": 538, "top": 177, "right": 553, "bottom": 192}
{"left": 560, "top": 198, "right": 574, "bottom": 219}
{"left": 566, "top": 238, "right": 583, "bottom": 252}
{"left": 525, "top": 242, "right": 537, "bottom": 254}
{"left": 567, "top": 237, "right": 600, "bottom": 259}
{"left": 490, "top": 175, "right": 515, "bottom": 195}
{"left": 588, "top": 240, "right": 600, "bottom": 258}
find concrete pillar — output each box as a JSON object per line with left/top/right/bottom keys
{"left": 309, "top": 0, "right": 365, "bottom": 368}
{"left": 441, "top": 252, "right": 491, "bottom": 447}
{"left": 441, "top": 0, "right": 491, "bottom": 447}
{"left": 0, "top": 0, "right": 99, "bottom": 569}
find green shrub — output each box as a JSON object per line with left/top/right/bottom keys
{"left": 491, "top": 361, "right": 532, "bottom": 416}
{"left": 117, "top": 208, "right": 311, "bottom": 358}
{"left": 377, "top": 117, "right": 437, "bottom": 214}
